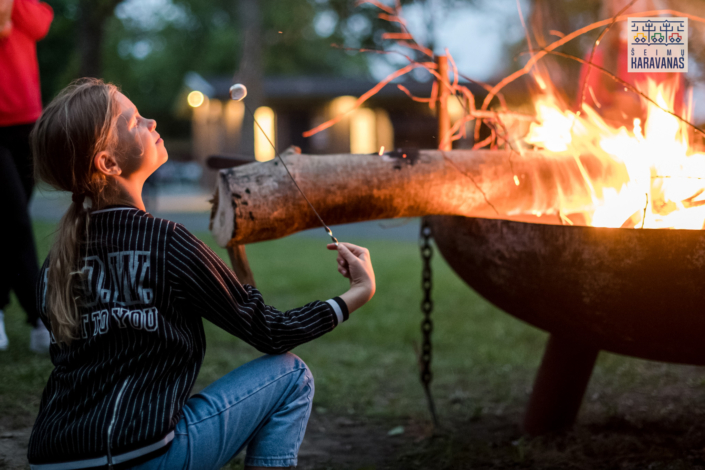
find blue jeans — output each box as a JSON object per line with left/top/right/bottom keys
{"left": 131, "top": 352, "right": 315, "bottom": 469}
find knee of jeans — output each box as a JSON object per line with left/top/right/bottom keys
{"left": 267, "top": 352, "right": 314, "bottom": 392}
{"left": 265, "top": 352, "right": 310, "bottom": 376}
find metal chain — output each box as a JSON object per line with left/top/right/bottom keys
{"left": 419, "top": 217, "right": 439, "bottom": 428}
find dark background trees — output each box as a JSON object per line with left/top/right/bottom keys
{"left": 37, "top": 0, "right": 401, "bottom": 140}
{"left": 37, "top": 0, "right": 704, "bottom": 145}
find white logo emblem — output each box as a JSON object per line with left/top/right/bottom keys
{"left": 628, "top": 17, "right": 688, "bottom": 73}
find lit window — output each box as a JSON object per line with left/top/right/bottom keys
{"left": 448, "top": 97, "right": 465, "bottom": 123}
{"left": 350, "top": 108, "right": 376, "bottom": 154}
{"left": 254, "top": 106, "right": 275, "bottom": 162}
{"left": 208, "top": 99, "right": 222, "bottom": 121}
{"left": 330, "top": 95, "right": 356, "bottom": 116}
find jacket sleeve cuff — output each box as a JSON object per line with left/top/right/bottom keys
{"left": 326, "top": 297, "right": 350, "bottom": 326}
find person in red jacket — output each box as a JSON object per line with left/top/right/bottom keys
{"left": 0, "top": 0, "right": 53, "bottom": 352}
{"left": 576, "top": 0, "right": 685, "bottom": 127}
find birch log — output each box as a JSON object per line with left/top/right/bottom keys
{"left": 210, "top": 148, "right": 629, "bottom": 247}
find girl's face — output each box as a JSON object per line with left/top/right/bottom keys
{"left": 114, "top": 92, "right": 168, "bottom": 180}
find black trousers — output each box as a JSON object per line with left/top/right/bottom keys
{"left": 0, "top": 123, "right": 39, "bottom": 326}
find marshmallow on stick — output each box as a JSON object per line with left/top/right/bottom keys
{"left": 229, "top": 84, "right": 247, "bottom": 101}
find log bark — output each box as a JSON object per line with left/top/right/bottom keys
{"left": 210, "top": 148, "right": 630, "bottom": 247}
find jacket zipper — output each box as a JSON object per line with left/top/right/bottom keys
{"left": 106, "top": 378, "right": 130, "bottom": 469}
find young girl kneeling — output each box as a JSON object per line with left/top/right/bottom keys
{"left": 27, "top": 78, "right": 376, "bottom": 470}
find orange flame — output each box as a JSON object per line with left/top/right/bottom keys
{"left": 305, "top": 1, "right": 705, "bottom": 230}
{"left": 522, "top": 78, "right": 705, "bottom": 229}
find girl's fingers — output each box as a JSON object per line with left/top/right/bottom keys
{"left": 329, "top": 242, "right": 370, "bottom": 262}
{"left": 335, "top": 253, "right": 349, "bottom": 277}
{"left": 329, "top": 242, "right": 367, "bottom": 281}
{"left": 339, "top": 242, "right": 368, "bottom": 258}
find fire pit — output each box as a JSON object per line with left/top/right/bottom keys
{"left": 208, "top": 71, "right": 705, "bottom": 435}
{"left": 429, "top": 216, "right": 705, "bottom": 364}
{"left": 428, "top": 215, "right": 705, "bottom": 433}
{"left": 209, "top": 145, "right": 702, "bottom": 434}
{"left": 209, "top": 8, "right": 705, "bottom": 434}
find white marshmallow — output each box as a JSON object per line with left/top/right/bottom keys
{"left": 229, "top": 84, "right": 248, "bottom": 101}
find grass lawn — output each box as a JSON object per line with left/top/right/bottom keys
{"left": 2, "top": 220, "right": 550, "bottom": 421}
{"left": 3, "top": 220, "right": 705, "bottom": 469}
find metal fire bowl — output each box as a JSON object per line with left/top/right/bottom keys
{"left": 427, "top": 215, "right": 705, "bottom": 365}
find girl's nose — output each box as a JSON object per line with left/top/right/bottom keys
{"left": 148, "top": 119, "right": 157, "bottom": 131}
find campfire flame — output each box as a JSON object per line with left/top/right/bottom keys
{"left": 522, "top": 77, "right": 705, "bottom": 229}
{"left": 304, "top": 2, "right": 705, "bottom": 230}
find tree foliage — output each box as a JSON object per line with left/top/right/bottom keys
{"left": 37, "top": 0, "right": 424, "bottom": 137}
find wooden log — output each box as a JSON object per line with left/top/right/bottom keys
{"left": 437, "top": 56, "right": 451, "bottom": 151}
{"left": 210, "top": 147, "right": 630, "bottom": 247}
{"left": 226, "top": 244, "right": 257, "bottom": 287}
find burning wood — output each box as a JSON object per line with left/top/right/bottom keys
{"left": 210, "top": 147, "right": 629, "bottom": 247}
{"left": 296, "top": 2, "right": 705, "bottom": 232}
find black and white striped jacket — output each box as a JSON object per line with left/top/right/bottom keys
{"left": 27, "top": 206, "right": 349, "bottom": 469}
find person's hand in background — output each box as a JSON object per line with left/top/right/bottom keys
{"left": 0, "top": 0, "right": 13, "bottom": 38}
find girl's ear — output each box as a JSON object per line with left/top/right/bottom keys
{"left": 93, "top": 151, "right": 122, "bottom": 177}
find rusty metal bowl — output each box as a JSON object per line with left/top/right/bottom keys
{"left": 428, "top": 215, "right": 705, "bottom": 433}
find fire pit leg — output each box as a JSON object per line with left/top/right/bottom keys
{"left": 523, "top": 334, "right": 599, "bottom": 435}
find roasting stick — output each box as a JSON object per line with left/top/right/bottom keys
{"left": 229, "top": 83, "right": 339, "bottom": 247}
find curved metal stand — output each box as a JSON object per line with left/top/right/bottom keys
{"left": 523, "top": 334, "right": 599, "bottom": 435}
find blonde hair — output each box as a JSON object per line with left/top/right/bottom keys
{"left": 31, "top": 78, "right": 122, "bottom": 345}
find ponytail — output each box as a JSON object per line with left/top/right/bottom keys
{"left": 46, "top": 199, "right": 91, "bottom": 343}
{"left": 31, "top": 78, "right": 121, "bottom": 345}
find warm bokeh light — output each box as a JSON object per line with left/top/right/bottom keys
{"left": 254, "top": 106, "right": 275, "bottom": 162}
{"left": 330, "top": 95, "right": 357, "bottom": 116}
{"left": 187, "top": 90, "right": 205, "bottom": 107}
{"left": 208, "top": 99, "right": 222, "bottom": 120}
{"left": 225, "top": 100, "right": 245, "bottom": 132}
{"left": 375, "top": 108, "right": 394, "bottom": 152}
{"left": 350, "top": 108, "right": 376, "bottom": 154}
{"left": 448, "top": 97, "right": 465, "bottom": 122}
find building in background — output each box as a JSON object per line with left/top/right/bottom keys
{"left": 182, "top": 73, "right": 489, "bottom": 171}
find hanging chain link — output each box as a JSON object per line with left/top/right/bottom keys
{"left": 419, "top": 217, "right": 439, "bottom": 428}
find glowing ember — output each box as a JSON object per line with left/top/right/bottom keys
{"left": 520, "top": 78, "right": 705, "bottom": 229}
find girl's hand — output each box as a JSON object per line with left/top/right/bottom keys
{"left": 327, "top": 242, "right": 376, "bottom": 304}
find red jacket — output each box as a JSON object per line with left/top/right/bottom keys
{"left": 577, "top": 40, "right": 685, "bottom": 119}
{"left": 0, "top": 0, "right": 53, "bottom": 127}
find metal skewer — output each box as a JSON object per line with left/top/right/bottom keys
{"left": 229, "top": 84, "right": 338, "bottom": 246}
